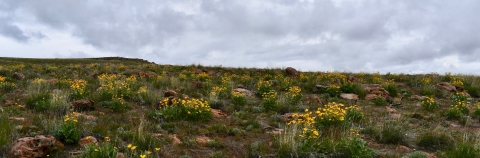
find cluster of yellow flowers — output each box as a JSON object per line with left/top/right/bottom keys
{"left": 300, "top": 127, "right": 320, "bottom": 139}
{"left": 316, "top": 102, "right": 347, "bottom": 122}
{"left": 231, "top": 91, "right": 247, "bottom": 98}
{"left": 137, "top": 86, "right": 147, "bottom": 94}
{"left": 178, "top": 73, "right": 187, "bottom": 80}
{"left": 240, "top": 74, "right": 251, "bottom": 83}
{"left": 64, "top": 112, "right": 79, "bottom": 123}
{"left": 98, "top": 74, "right": 132, "bottom": 94}
{"left": 452, "top": 77, "right": 464, "bottom": 86}
{"left": 262, "top": 91, "right": 277, "bottom": 101}
{"left": 0, "top": 76, "right": 5, "bottom": 82}
{"left": 372, "top": 72, "right": 383, "bottom": 84}
{"left": 159, "top": 97, "right": 181, "bottom": 107}
{"left": 196, "top": 72, "right": 210, "bottom": 81}
{"left": 288, "top": 109, "right": 316, "bottom": 126}
{"left": 286, "top": 86, "right": 301, "bottom": 97}
{"left": 126, "top": 75, "right": 137, "bottom": 83}
{"left": 71, "top": 79, "right": 87, "bottom": 95}
{"left": 421, "top": 77, "right": 432, "bottom": 85}
{"left": 257, "top": 80, "right": 273, "bottom": 91}
{"left": 32, "top": 78, "right": 46, "bottom": 84}
{"left": 382, "top": 79, "right": 395, "bottom": 87}
{"left": 221, "top": 76, "right": 231, "bottom": 84}
{"left": 210, "top": 86, "right": 227, "bottom": 97}
{"left": 299, "top": 73, "right": 308, "bottom": 81}
{"left": 182, "top": 98, "right": 211, "bottom": 114}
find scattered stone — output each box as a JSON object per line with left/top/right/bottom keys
{"left": 211, "top": 109, "right": 228, "bottom": 118}
{"left": 435, "top": 82, "right": 461, "bottom": 92}
{"left": 340, "top": 93, "right": 359, "bottom": 100}
{"left": 169, "top": 134, "right": 182, "bottom": 145}
{"left": 266, "top": 128, "right": 284, "bottom": 135}
{"left": 190, "top": 81, "right": 204, "bottom": 88}
{"left": 285, "top": 67, "right": 299, "bottom": 77}
{"left": 410, "top": 95, "right": 425, "bottom": 101}
{"left": 71, "top": 99, "right": 95, "bottom": 111}
{"left": 138, "top": 71, "right": 157, "bottom": 78}
{"left": 164, "top": 90, "right": 177, "bottom": 98}
{"left": 195, "top": 136, "right": 212, "bottom": 147}
{"left": 397, "top": 145, "right": 411, "bottom": 152}
{"left": 363, "top": 84, "right": 390, "bottom": 100}
{"left": 315, "top": 84, "right": 329, "bottom": 89}
{"left": 232, "top": 88, "right": 255, "bottom": 98}
{"left": 10, "top": 135, "right": 60, "bottom": 158}
{"left": 281, "top": 113, "right": 294, "bottom": 122}
{"left": 77, "top": 113, "right": 97, "bottom": 121}
{"left": 12, "top": 72, "right": 25, "bottom": 80}
{"left": 116, "top": 152, "right": 125, "bottom": 158}
{"left": 365, "top": 94, "right": 379, "bottom": 101}
{"left": 46, "top": 78, "right": 58, "bottom": 85}
{"left": 236, "top": 84, "right": 245, "bottom": 89}
{"left": 386, "top": 107, "right": 401, "bottom": 119}
{"left": 9, "top": 117, "right": 26, "bottom": 122}
{"left": 15, "top": 125, "right": 24, "bottom": 130}
{"left": 78, "top": 136, "right": 98, "bottom": 147}
{"left": 347, "top": 76, "right": 359, "bottom": 83}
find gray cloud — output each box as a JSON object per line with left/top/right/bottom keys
{"left": 1, "top": 0, "right": 480, "bottom": 74}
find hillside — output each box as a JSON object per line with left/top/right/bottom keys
{"left": 1, "top": 57, "right": 480, "bottom": 158}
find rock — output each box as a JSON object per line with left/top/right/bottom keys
{"left": 365, "top": 94, "right": 379, "bottom": 101}
{"left": 12, "top": 72, "right": 25, "bottom": 80}
{"left": 71, "top": 99, "right": 95, "bottom": 111}
{"left": 169, "top": 134, "right": 182, "bottom": 145}
{"left": 347, "top": 76, "right": 359, "bottom": 83}
{"left": 363, "top": 84, "right": 390, "bottom": 100}
{"left": 315, "top": 84, "right": 329, "bottom": 89}
{"left": 266, "top": 128, "right": 284, "bottom": 135}
{"left": 78, "top": 136, "right": 98, "bottom": 147}
{"left": 236, "top": 84, "right": 245, "bottom": 89}
{"left": 386, "top": 107, "right": 401, "bottom": 118}
{"left": 195, "top": 136, "right": 212, "bottom": 146}
{"left": 116, "top": 152, "right": 125, "bottom": 158}
{"left": 46, "top": 79, "right": 58, "bottom": 85}
{"left": 9, "top": 117, "right": 26, "bottom": 122}
{"left": 435, "top": 82, "right": 460, "bottom": 92}
{"left": 281, "top": 113, "right": 294, "bottom": 122}
{"left": 340, "top": 93, "right": 359, "bottom": 100}
{"left": 10, "top": 135, "right": 60, "bottom": 158}
{"left": 410, "top": 95, "right": 425, "bottom": 101}
{"left": 138, "top": 71, "right": 157, "bottom": 78}
{"left": 77, "top": 113, "right": 97, "bottom": 121}
{"left": 164, "top": 90, "right": 177, "bottom": 98}
{"left": 190, "top": 81, "right": 204, "bottom": 88}
{"left": 232, "top": 88, "right": 255, "bottom": 98}
{"left": 211, "top": 109, "right": 228, "bottom": 118}
{"left": 397, "top": 145, "right": 411, "bottom": 152}
{"left": 285, "top": 67, "right": 299, "bottom": 77}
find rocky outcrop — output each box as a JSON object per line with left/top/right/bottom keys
{"left": 286, "top": 67, "right": 299, "bottom": 77}
{"left": 435, "top": 82, "right": 463, "bottom": 92}
{"left": 232, "top": 88, "right": 255, "bottom": 98}
{"left": 71, "top": 99, "right": 95, "bottom": 111}
{"left": 12, "top": 72, "right": 25, "bottom": 80}
{"left": 340, "top": 93, "right": 359, "bottom": 100}
{"left": 10, "top": 135, "right": 61, "bottom": 158}
{"left": 363, "top": 84, "right": 390, "bottom": 100}
{"left": 78, "top": 136, "right": 98, "bottom": 147}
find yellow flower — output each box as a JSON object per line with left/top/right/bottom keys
{"left": 127, "top": 144, "right": 132, "bottom": 148}
{"left": 147, "top": 151, "right": 152, "bottom": 154}
{"left": 155, "top": 147, "right": 160, "bottom": 151}
{"left": 140, "top": 155, "right": 146, "bottom": 158}
{"left": 131, "top": 146, "right": 137, "bottom": 150}
{"left": 94, "top": 149, "right": 99, "bottom": 152}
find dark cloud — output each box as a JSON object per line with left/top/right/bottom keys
{"left": 1, "top": 0, "right": 480, "bottom": 73}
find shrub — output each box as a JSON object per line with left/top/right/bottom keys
{"left": 286, "top": 86, "right": 302, "bottom": 105}
{"left": 372, "top": 97, "right": 388, "bottom": 106}
{"left": 49, "top": 90, "right": 70, "bottom": 116}
{"left": 55, "top": 112, "right": 81, "bottom": 144}
{"left": 444, "top": 142, "right": 480, "bottom": 158}
{"left": 77, "top": 142, "right": 118, "bottom": 158}
{"left": 416, "top": 131, "right": 454, "bottom": 151}
{"left": 421, "top": 96, "right": 439, "bottom": 111}
{"left": 345, "top": 106, "right": 363, "bottom": 123}
{"left": 26, "top": 92, "right": 51, "bottom": 111}
{"left": 70, "top": 79, "right": 89, "bottom": 100}
{"left": 261, "top": 91, "right": 278, "bottom": 112}
{"left": 314, "top": 102, "right": 348, "bottom": 128}
{"left": 156, "top": 98, "right": 212, "bottom": 121}
{"left": 326, "top": 85, "right": 341, "bottom": 97}
{"left": 256, "top": 80, "right": 273, "bottom": 97}
{"left": 339, "top": 137, "right": 376, "bottom": 158}
{"left": 276, "top": 124, "right": 300, "bottom": 157}
{"left": 231, "top": 91, "right": 247, "bottom": 106}
{"left": 0, "top": 115, "right": 13, "bottom": 149}
{"left": 375, "top": 122, "right": 407, "bottom": 144}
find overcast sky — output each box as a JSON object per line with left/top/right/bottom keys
{"left": 1, "top": 0, "right": 480, "bottom": 74}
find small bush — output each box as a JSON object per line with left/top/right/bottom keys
{"left": 55, "top": 112, "right": 81, "bottom": 144}
{"left": 231, "top": 91, "right": 247, "bottom": 106}
{"left": 421, "top": 96, "right": 438, "bottom": 111}
{"left": 375, "top": 122, "right": 407, "bottom": 145}
{"left": 156, "top": 98, "right": 212, "bottom": 121}
{"left": 416, "top": 131, "right": 454, "bottom": 151}
{"left": 444, "top": 142, "right": 480, "bottom": 158}
{"left": 372, "top": 97, "right": 388, "bottom": 106}
{"left": 339, "top": 137, "right": 376, "bottom": 158}
{"left": 261, "top": 91, "right": 278, "bottom": 112}
{"left": 77, "top": 142, "right": 118, "bottom": 158}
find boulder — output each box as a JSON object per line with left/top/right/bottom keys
{"left": 169, "top": 134, "right": 182, "bottom": 146}
{"left": 164, "top": 90, "right": 177, "bottom": 98}
{"left": 347, "top": 76, "right": 359, "bottom": 83}
{"left": 71, "top": 99, "right": 95, "bottom": 111}
{"left": 211, "top": 109, "right": 228, "bottom": 118}
{"left": 190, "top": 81, "right": 204, "bottom": 88}
{"left": 195, "top": 136, "right": 212, "bottom": 147}
{"left": 78, "top": 136, "right": 98, "bottom": 147}
{"left": 365, "top": 94, "right": 379, "bottom": 101}
{"left": 410, "top": 95, "right": 426, "bottom": 101}
{"left": 266, "top": 128, "right": 284, "bottom": 135}
{"left": 285, "top": 67, "right": 299, "bottom": 77}
{"left": 10, "top": 135, "right": 60, "bottom": 158}
{"left": 435, "top": 82, "right": 460, "bottom": 92}
{"left": 340, "top": 93, "right": 359, "bottom": 100}
{"left": 231, "top": 88, "right": 255, "bottom": 98}
{"left": 363, "top": 84, "right": 390, "bottom": 100}
{"left": 12, "top": 72, "right": 25, "bottom": 80}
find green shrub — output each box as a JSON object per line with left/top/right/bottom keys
{"left": 55, "top": 112, "right": 81, "bottom": 144}
{"left": 155, "top": 98, "right": 212, "bottom": 121}
{"left": 372, "top": 97, "right": 388, "bottom": 106}
{"left": 0, "top": 115, "right": 13, "bottom": 149}
{"left": 421, "top": 96, "right": 439, "bottom": 111}
{"left": 261, "top": 91, "right": 278, "bottom": 112}
{"left": 416, "top": 131, "right": 454, "bottom": 151}
{"left": 375, "top": 122, "right": 407, "bottom": 145}
{"left": 26, "top": 92, "right": 51, "bottom": 111}
{"left": 77, "top": 142, "right": 118, "bottom": 158}
{"left": 339, "top": 137, "right": 376, "bottom": 158}
{"left": 444, "top": 142, "right": 480, "bottom": 158}
{"left": 345, "top": 106, "right": 363, "bottom": 123}
{"left": 231, "top": 91, "right": 247, "bottom": 106}
{"left": 383, "top": 85, "right": 398, "bottom": 97}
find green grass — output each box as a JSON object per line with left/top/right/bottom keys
{"left": 2, "top": 57, "right": 480, "bottom": 157}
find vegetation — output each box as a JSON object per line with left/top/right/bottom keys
{"left": 1, "top": 57, "right": 480, "bottom": 157}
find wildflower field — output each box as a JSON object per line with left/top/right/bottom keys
{"left": 2, "top": 57, "right": 480, "bottom": 157}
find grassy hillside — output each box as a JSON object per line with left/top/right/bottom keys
{"left": 1, "top": 57, "right": 480, "bottom": 158}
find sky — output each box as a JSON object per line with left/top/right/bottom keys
{"left": 1, "top": 0, "right": 480, "bottom": 74}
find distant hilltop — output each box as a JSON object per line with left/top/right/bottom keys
{"left": 90, "top": 57, "right": 154, "bottom": 64}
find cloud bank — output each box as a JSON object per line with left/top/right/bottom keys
{"left": 1, "top": 0, "right": 480, "bottom": 74}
